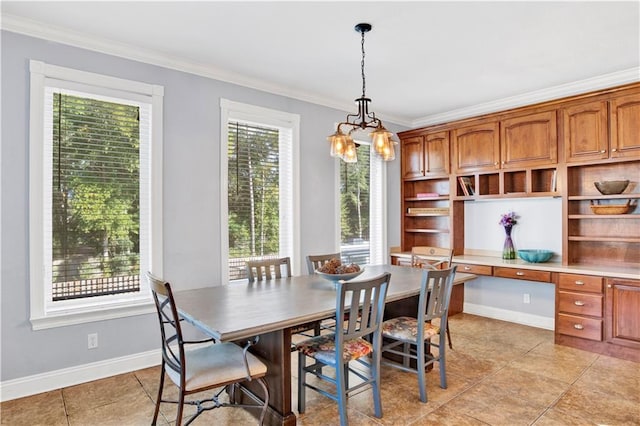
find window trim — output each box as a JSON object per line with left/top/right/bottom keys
{"left": 220, "top": 99, "right": 301, "bottom": 280}
{"left": 29, "top": 60, "right": 164, "bottom": 330}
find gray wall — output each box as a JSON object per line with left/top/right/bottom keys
{"left": 0, "top": 31, "right": 405, "bottom": 381}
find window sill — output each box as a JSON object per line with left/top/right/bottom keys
{"left": 30, "top": 300, "right": 155, "bottom": 330}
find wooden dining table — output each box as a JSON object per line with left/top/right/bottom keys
{"left": 173, "top": 264, "right": 476, "bottom": 425}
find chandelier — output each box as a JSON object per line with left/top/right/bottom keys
{"left": 328, "top": 23, "right": 396, "bottom": 163}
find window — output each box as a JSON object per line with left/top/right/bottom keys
{"left": 29, "top": 60, "right": 163, "bottom": 329}
{"left": 339, "top": 140, "right": 387, "bottom": 266}
{"left": 220, "top": 100, "right": 300, "bottom": 281}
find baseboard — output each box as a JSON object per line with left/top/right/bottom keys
{"left": 0, "top": 349, "right": 161, "bottom": 402}
{"left": 463, "top": 302, "right": 555, "bottom": 330}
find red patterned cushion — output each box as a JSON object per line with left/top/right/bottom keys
{"left": 295, "top": 334, "right": 373, "bottom": 365}
{"left": 381, "top": 316, "right": 439, "bottom": 342}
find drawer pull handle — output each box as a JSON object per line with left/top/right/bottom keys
{"left": 574, "top": 280, "right": 584, "bottom": 285}
{"left": 464, "top": 266, "right": 471, "bottom": 271}
{"left": 573, "top": 324, "right": 584, "bottom": 330}
{"left": 574, "top": 301, "right": 585, "bottom": 306}
{"left": 516, "top": 272, "right": 525, "bottom": 276}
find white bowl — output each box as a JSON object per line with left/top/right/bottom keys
{"left": 315, "top": 267, "right": 364, "bottom": 282}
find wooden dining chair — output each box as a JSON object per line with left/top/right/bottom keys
{"left": 147, "top": 272, "right": 270, "bottom": 426}
{"left": 380, "top": 267, "right": 457, "bottom": 403}
{"left": 246, "top": 257, "right": 322, "bottom": 347}
{"left": 411, "top": 246, "right": 454, "bottom": 349}
{"left": 306, "top": 252, "right": 341, "bottom": 274}
{"left": 296, "top": 273, "right": 390, "bottom": 426}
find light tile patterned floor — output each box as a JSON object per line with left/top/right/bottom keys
{"left": 2, "top": 314, "right": 639, "bottom": 425}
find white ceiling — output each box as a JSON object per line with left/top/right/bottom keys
{"left": 2, "top": 1, "right": 639, "bottom": 127}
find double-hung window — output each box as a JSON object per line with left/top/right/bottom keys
{"left": 220, "top": 100, "right": 300, "bottom": 281}
{"left": 339, "top": 140, "right": 387, "bottom": 265}
{"left": 29, "top": 61, "right": 163, "bottom": 329}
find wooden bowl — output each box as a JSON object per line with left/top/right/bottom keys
{"left": 590, "top": 200, "right": 631, "bottom": 215}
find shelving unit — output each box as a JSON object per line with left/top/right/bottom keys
{"left": 401, "top": 177, "right": 452, "bottom": 250}
{"left": 452, "top": 166, "right": 559, "bottom": 200}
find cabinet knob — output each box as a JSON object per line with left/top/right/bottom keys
{"left": 494, "top": 162, "right": 498, "bottom": 165}
{"left": 574, "top": 301, "right": 585, "bottom": 306}
{"left": 573, "top": 324, "right": 584, "bottom": 330}
{"left": 607, "top": 284, "right": 612, "bottom": 288}
{"left": 516, "top": 271, "right": 525, "bottom": 276}
{"left": 611, "top": 148, "right": 617, "bottom": 152}
{"left": 600, "top": 150, "right": 606, "bottom": 153}
{"left": 574, "top": 280, "right": 584, "bottom": 285}
{"left": 464, "top": 266, "right": 471, "bottom": 271}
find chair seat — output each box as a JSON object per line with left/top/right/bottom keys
{"left": 166, "top": 342, "right": 267, "bottom": 392}
{"left": 381, "top": 316, "right": 440, "bottom": 342}
{"left": 295, "top": 334, "right": 373, "bottom": 365}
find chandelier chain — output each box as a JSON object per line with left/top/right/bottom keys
{"left": 361, "top": 29, "right": 366, "bottom": 98}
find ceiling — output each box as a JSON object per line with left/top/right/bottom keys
{"left": 2, "top": 1, "right": 639, "bottom": 127}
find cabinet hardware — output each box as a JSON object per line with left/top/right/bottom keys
{"left": 612, "top": 148, "right": 617, "bottom": 152}
{"left": 573, "top": 324, "right": 584, "bottom": 330}
{"left": 516, "top": 271, "right": 525, "bottom": 276}
{"left": 574, "top": 280, "right": 584, "bottom": 285}
{"left": 574, "top": 301, "right": 585, "bottom": 306}
{"left": 464, "top": 266, "right": 471, "bottom": 271}
{"left": 600, "top": 150, "right": 606, "bottom": 153}
{"left": 607, "top": 284, "right": 612, "bottom": 288}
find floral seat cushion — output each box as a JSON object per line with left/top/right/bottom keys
{"left": 295, "top": 334, "right": 373, "bottom": 365}
{"left": 381, "top": 316, "right": 440, "bottom": 342}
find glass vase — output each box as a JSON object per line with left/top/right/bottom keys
{"left": 502, "top": 225, "right": 516, "bottom": 259}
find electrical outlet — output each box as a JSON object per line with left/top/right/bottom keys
{"left": 88, "top": 333, "right": 98, "bottom": 349}
{"left": 523, "top": 293, "right": 531, "bottom": 304}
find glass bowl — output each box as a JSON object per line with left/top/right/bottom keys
{"left": 518, "top": 249, "right": 554, "bottom": 263}
{"left": 594, "top": 180, "right": 629, "bottom": 195}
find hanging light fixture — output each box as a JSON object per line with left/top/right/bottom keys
{"left": 328, "top": 23, "right": 397, "bottom": 163}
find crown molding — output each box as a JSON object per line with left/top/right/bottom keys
{"left": 411, "top": 67, "right": 640, "bottom": 128}
{"left": 1, "top": 14, "right": 411, "bottom": 127}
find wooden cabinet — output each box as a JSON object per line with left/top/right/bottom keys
{"left": 501, "top": 111, "right": 558, "bottom": 169}
{"left": 563, "top": 100, "right": 609, "bottom": 163}
{"left": 556, "top": 273, "right": 604, "bottom": 342}
{"left": 453, "top": 263, "right": 492, "bottom": 276}
{"left": 605, "top": 278, "right": 640, "bottom": 349}
{"left": 494, "top": 267, "right": 551, "bottom": 282}
{"left": 452, "top": 122, "right": 500, "bottom": 173}
{"left": 401, "top": 132, "right": 450, "bottom": 179}
{"left": 610, "top": 92, "right": 640, "bottom": 159}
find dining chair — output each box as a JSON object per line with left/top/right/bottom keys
{"left": 147, "top": 272, "right": 270, "bottom": 426}
{"left": 380, "top": 266, "right": 457, "bottom": 403}
{"left": 246, "top": 257, "right": 322, "bottom": 346}
{"left": 296, "top": 272, "right": 391, "bottom": 426}
{"left": 306, "top": 252, "right": 341, "bottom": 274}
{"left": 411, "top": 246, "right": 454, "bottom": 349}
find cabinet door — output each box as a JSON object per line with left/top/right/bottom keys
{"left": 563, "top": 100, "right": 609, "bottom": 163}
{"left": 452, "top": 122, "right": 500, "bottom": 173}
{"left": 610, "top": 92, "right": 640, "bottom": 159}
{"left": 501, "top": 111, "right": 558, "bottom": 168}
{"left": 401, "top": 136, "right": 425, "bottom": 179}
{"left": 424, "top": 131, "right": 450, "bottom": 177}
{"left": 605, "top": 278, "right": 640, "bottom": 349}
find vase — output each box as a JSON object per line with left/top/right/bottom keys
{"left": 502, "top": 225, "right": 516, "bottom": 259}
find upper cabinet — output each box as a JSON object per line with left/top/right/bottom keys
{"left": 501, "top": 110, "right": 557, "bottom": 168}
{"left": 452, "top": 122, "right": 500, "bottom": 173}
{"left": 563, "top": 99, "right": 609, "bottom": 163}
{"left": 610, "top": 92, "right": 640, "bottom": 160}
{"left": 401, "top": 131, "right": 450, "bottom": 179}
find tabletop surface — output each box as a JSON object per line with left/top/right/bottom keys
{"left": 173, "top": 264, "right": 476, "bottom": 341}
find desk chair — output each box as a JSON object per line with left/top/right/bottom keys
{"left": 147, "top": 272, "right": 270, "bottom": 425}
{"left": 381, "top": 267, "right": 457, "bottom": 403}
{"left": 296, "top": 273, "right": 390, "bottom": 426}
{"left": 246, "top": 257, "right": 322, "bottom": 346}
{"left": 411, "top": 246, "right": 455, "bottom": 349}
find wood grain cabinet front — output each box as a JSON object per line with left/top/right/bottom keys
{"left": 605, "top": 278, "right": 640, "bottom": 349}
{"left": 493, "top": 267, "right": 551, "bottom": 282}
{"left": 401, "top": 132, "right": 450, "bottom": 179}
{"left": 454, "top": 263, "right": 492, "bottom": 276}
{"left": 452, "top": 122, "right": 500, "bottom": 173}
{"left": 556, "top": 273, "right": 604, "bottom": 342}
{"left": 500, "top": 110, "right": 558, "bottom": 169}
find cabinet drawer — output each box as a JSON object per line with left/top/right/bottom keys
{"left": 558, "top": 291, "right": 603, "bottom": 317}
{"left": 558, "top": 273, "right": 603, "bottom": 294}
{"left": 454, "top": 263, "right": 492, "bottom": 276}
{"left": 557, "top": 313, "right": 602, "bottom": 341}
{"left": 494, "top": 267, "right": 551, "bottom": 282}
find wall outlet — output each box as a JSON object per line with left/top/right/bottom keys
{"left": 523, "top": 293, "right": 531, "bottom": 304}
{"left": 88, "top": 333, "right": 98, "bottom": 349}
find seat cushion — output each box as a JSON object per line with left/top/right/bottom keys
{"left": 295, "top": 334, "right": 373, "bottom": 365}
{"left": 381, "top": 316, "right": 439, "bottom": 342}
{"left": 166, "top": 342, "right": 267, "bottom": 392}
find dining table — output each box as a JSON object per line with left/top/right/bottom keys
{"left": 173, "top": 264, "right": 476, "bottom": 426}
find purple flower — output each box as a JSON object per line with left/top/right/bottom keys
{"left": 499, "top": 211, "right": 518, "bottom": 227}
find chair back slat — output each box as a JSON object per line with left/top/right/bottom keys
{"left": 411, "top": 246, "right": 453, "bottom": 270}
{"left": 306, "top": 253, "right": 341, "bottom": 274}
{"left": 418, "top": 266, "right": 458, "bottom": 330}
{"left": 246, "top": 257, "right": 292, "bottom": 282}
{"left": 335, "top": 273, "right": 390, "bottom": 347}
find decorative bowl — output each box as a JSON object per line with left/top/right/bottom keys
{"left": 590, "top": 200, "right": 631, "bottom": 215}
{"left": 518, "top": 249, "right": 554, "bottom": 263}
{"left": 594, "top": 180, "right": 629, "bottom": 195}
{"left": 315, "top": 267, "right": 364, "bottom": 282}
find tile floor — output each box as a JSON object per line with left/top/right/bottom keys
{"left": 2, "top": 313, "right": 639, "bottom": 425}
